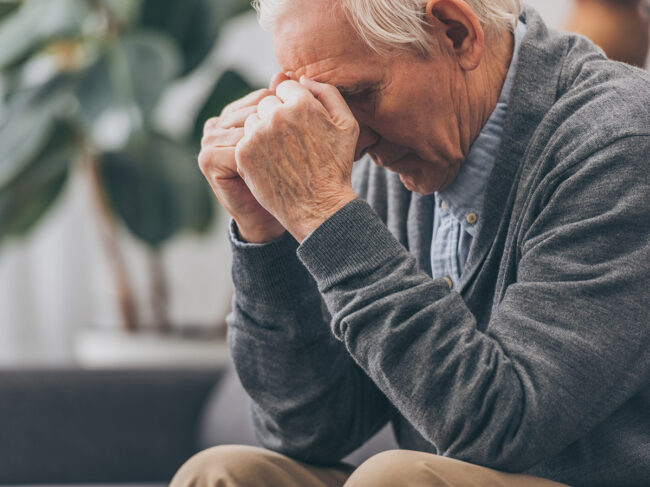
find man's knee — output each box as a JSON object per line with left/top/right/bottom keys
{"left": 344, "top": 450, "right": 450, "bottom": 487}
{"left": 170, "top": 444, "right": 279, "bottom": 487}
{"left": 347, "top": 449, "right": 510, "bottom": 487}
{"left": 345, "top": 450, "right": 566, "bottom": 487}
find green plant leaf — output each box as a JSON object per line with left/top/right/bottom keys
{"left": 99, "top": 134, "right": 214, "bottom": 248}
{"left": 0, "top": 1, "right": 20, "bottom": 20}
{"left": 76, "top": 53, "right": 113, "bottom": 128}
{"left": 0, "top": 122, "right": 75, "bottom": 241}
{"left": 192, "top": 69, "right": 253, "bottom": 147}
{"left": 139, "top": 0, "right": 250, "bottom": 76}
{"left": 0, "top": 0, "right": 90, "bottom": 70}
{"left": 100, "top": 146, "right": 180, "bottom": 248}
{"left": 121, "top": 30, "right": 181, "bottom": 114}
{"left": 0, "top": 76, "right": 78, "bottom": 241}
{"left": 0, "top": 75, "right": 77, "bottom": 189}
{"left": 77, "top": 30, "right": 181, "bottom": 134}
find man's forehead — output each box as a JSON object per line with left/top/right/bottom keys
{"left": 281, "top": 54, "right": 383, "bottom": 96}
{"left": 272, "top": 3, "right": 376, "bottom": 85}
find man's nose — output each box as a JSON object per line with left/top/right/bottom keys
{"left": 355, "top": 126, "right": 380, "bottom": 161}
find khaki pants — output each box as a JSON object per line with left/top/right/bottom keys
{"left": 171, "top": 445, "right": 569, "bottom": 487}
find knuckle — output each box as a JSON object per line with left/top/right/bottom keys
{"left": 277, "top": 80, "right": 293, "bottom": 91}
{"left": 200, "top": 131, "right": 215, "bottom": 148}
{"left": 201, "top": 128, "right": 232, "bottom": 148}
{"left": 213, "top": 127, "right": 231, "bottom": 139}
{"left": 254, "top": 88, "right": 273, "bottom": 99}
{"left": 259, "top": 94, "right": 274, "bottom": 106}
{"left": 235, "top": 138, "right": 249, "bottom": 157}
{"left": 203, "top": 117, "right": 220, "bottom": 134}
{"left": 197, "top": 149, "right": 213, "bottom": 172}
{"left": 234, "top": 143, "right": 250, "bottom": 168}
{"left": 221, "top": 100, "right": 238, "bottom": 116}
{"left": 244, "top": 117, "right": 259, "bottom": 134}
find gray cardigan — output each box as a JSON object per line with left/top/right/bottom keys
{"left": 227, "top": 7, "right": 650, "bottom": 487}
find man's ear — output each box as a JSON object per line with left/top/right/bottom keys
{"left": 425, "top": 0, "right": 484, "bottom": 70}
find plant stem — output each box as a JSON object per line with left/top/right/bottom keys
{"left": 86, "top": 160, "right": 139, "bottom": 332}
{"left": 149, "top": 250, "right": 170, "bottom": 333}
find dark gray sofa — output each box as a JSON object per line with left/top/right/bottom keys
{"left": 0, "top": 366, "right": 396, "bottom": 486}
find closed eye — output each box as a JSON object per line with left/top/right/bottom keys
{"left": 341, "top": 88, "right": 376, "bottom": 103}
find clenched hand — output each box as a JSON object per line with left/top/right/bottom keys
{"left": 198, "top": 76, "right": 286, "bottom": 244}
{"left": 199, "top": 74, "right": 359, "bottom": 243}
{"left": 235, "top": 76, "right": 359, "bottom": 243}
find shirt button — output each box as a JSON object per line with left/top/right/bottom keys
{"left": 466, "top": 212, "right": 478, "bottom": 225}
{"left": 441, "top": 201, "right": 449, "bottom": 212}
{"left": 443, "top": 277, "right": 454, "bottom": 289}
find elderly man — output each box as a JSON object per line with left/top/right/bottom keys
{"left": 173, "top": 0, "right": 650, "bottom": 486}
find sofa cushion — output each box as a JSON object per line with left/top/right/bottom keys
{"left": 0, "top": 368, "right": 221, "bottom": 484}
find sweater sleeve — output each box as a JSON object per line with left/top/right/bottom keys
{"left": 226, "top": 221, "right": 391, "bottom": 464}
{"left": 296, "top": 136, "right": 650, "bottom": 471}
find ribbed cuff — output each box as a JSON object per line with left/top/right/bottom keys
{"left": 297, "top": 199, "right": 406, "bottom": 289}
{"left": 229, "top": 219, "right": 315, "bottom": 304}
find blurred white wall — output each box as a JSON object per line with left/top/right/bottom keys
{"left": 529, "top": 0, "right": 570, "bottom": 28}
{"left": 0, "top": 1, "right": 646, "bottom": 367}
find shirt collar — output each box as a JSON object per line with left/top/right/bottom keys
{"left": 437, "top": 19, "right": 527, "bottom": 236}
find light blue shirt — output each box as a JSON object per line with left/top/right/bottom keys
{"left": 431, "top": 20, "right": 527, "bottom": 288}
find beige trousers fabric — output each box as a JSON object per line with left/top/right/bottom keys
{"left": 171, "top": 445, "right": 569, "bottom": 487}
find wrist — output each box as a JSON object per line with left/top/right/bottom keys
{"left": 236, "top": 219, "right": 286, "bottom": 244}
{"left": 288, "top": 191, "right": 357, "bottom": 243}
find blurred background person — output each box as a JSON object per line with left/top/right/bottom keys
{"left": 565, "top": 0, "right": 650, "bottom": 67}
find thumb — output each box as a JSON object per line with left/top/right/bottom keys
{"left": 299, "top": 76, "right": 354, "bottom": 126}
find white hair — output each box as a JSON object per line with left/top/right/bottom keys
{"left": 252, "top": 0, "right": 521, "bottom": 56}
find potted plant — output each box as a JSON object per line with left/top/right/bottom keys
{"left": 0, "top": 0, "right": 255, "bottom": 365}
